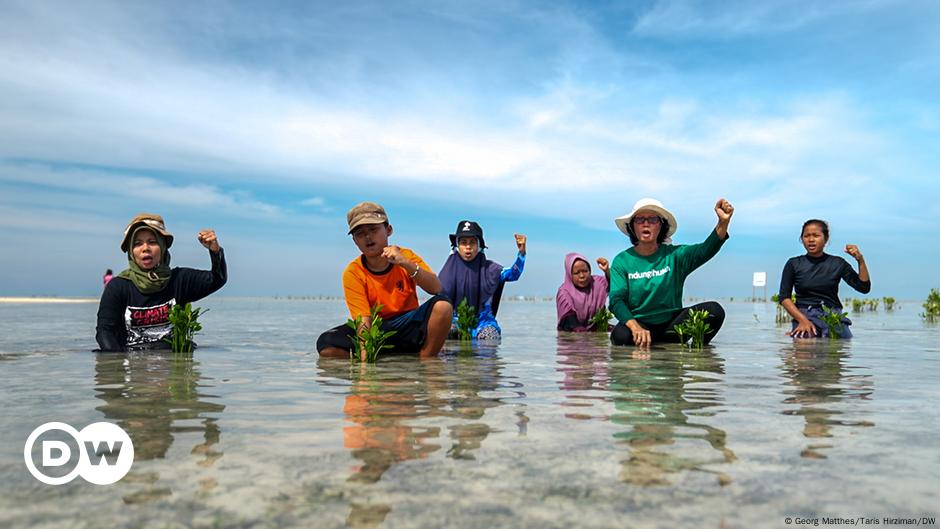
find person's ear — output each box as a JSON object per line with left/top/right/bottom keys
{"left": 386, "top": 224, "right": 393, "bottom": 236}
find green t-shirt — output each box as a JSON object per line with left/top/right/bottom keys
{"left": 609, "top": 229, "right": 727, "bottom": 325}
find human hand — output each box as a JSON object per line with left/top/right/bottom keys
{"left": 515, "top": 233, "right": 527, "bottom": 256}
{"left": 628, "top": 321, "right": 652, "bottom": 347}
{"left": 844, "top": 244, "right": 864, "bottom": 262}
{"left": 197, "top": 230, "right": 221, "bottom": 253}
{"left": 787, "top": 319, "right": 818, "bottom": 339}
{"left": 382, "top": 245, "right": 408, "bottom": 266}
{"left": 715, "top": 198, "right": 734, "bottom": 223}
{"left": 596, "top": 257, "right": 609, "bottom": 273}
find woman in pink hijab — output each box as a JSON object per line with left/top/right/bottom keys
{"left": 556, "top": 253, "right": 611, "bottom": 332}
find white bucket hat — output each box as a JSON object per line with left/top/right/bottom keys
{"left": 614, "top": 198, "right": 678, "bottom": 240}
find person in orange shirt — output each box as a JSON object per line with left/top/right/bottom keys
{"left": 317, "top": 202, "right": 453, "bottom": 359}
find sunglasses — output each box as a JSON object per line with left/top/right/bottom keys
{"left": 633, "top": 216, "right": 662, "bottom": 225}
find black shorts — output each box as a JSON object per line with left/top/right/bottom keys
{"left": 317, "top": 295, "right": 448, "bottom": 354}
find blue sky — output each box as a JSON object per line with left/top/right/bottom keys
{"left": 1, "top": 0, "right": 938, "bottom": 299}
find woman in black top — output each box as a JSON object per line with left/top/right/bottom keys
{"left": 778, "top": 219, "right": 871, "bottom": 339}
{"left": 96, "top": 213, "right": 227, "bottom": 351}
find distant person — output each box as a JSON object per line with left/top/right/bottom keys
{"left": 438, "top": 220, "right": 526, "bottom": 340}
{"left": 317, "top": 202, "right": 453, "bottom": 359}
{"left": 95, "top": 213, "right": 227, "bottom": 351}
{"left": 556, "top": 253, "right": 610, "bottom": 332}
{"left": 103, "top": 269, "right": 113, "bottom": 286}
{"left": 778, "top": 219, "right": 871, "bottom": 339}
{"left": 609, "top": 198, "right": 734, "bottom": 347}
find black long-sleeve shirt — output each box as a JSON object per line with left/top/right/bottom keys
{"left": 95, "top": 249, "right": 227, "bottom": 351}
{"left": 778, "top": 253, "right": 870, "bottom": 311}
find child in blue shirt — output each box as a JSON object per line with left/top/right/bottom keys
{"left": 438, "top": 220, "right": 525, "bottom": 340}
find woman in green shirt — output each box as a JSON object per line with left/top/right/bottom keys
{"left": 609, "top": 198, "right": 734, "bottom": 347}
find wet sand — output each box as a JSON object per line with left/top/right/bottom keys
{"left": 0, "top": 297, "right": 96, "bottom": 303}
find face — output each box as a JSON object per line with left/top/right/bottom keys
{"left": 801, "top": 223, "right": 828, "bottom": 256}
{"left": 351, "top": 223, "right": 391, "bottom": 257}
{"left": 457, "top": 236, "right": 480, "bottom": 261}
{"left": 631, "top": 209, "right": 662, "bottom": 244}
{"left": 132, "top": 228, "right": 162, "bottom": 270}
{"left": 570, "top": 259, "right": 591, "bottom": 289}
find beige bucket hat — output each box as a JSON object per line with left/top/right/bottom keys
{"left": 614, "top": 198, "right": 678, "bottom": 239}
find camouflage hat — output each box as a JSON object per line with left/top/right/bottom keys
{"left": 121, "top": 213, "right": 174, "bottom": 252}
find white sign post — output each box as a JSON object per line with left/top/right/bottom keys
{"left": 752, "top": 272, "right": 767, "bottom": 301}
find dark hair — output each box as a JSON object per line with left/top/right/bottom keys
{"left": 105, "top": 269, "right": 112, "bottom": 275}
{"left": 801, "top": 219, "right": 829, "bottom": 241}
{"left": 627, "top": 217, "right": 670, "bottom": 246}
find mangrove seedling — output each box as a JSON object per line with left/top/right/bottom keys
{"left": 672, "top": 309, "right": 711, "bottom": 349}
{"left": 883, "top": 297, "right": 896, "bottom": 311}
{"left": 921, "top": 288, "right": 940, "bottom": 322}
{"left": 456, "top": 298, "right": 478, "bottom": 341}
{"left": 820, "top": 305, "right": 848, "bottom": 338}
{"left": 588, "top": 306, "right": 614, "bottom": 332}
{"left": 164, "top": 303, "right": 208, "bottom": 354}
{"left": 346, "top": 304, "right": 397, "bottom": 362}
{"left": 850, "top": 298, "right": 865, "bottom": 313}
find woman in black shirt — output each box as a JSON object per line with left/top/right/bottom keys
{"left": 778, "top": 219, "right": 870, "bottom": 339}
{"left": 95, "top": 213, "right": 227, "bottom": 351}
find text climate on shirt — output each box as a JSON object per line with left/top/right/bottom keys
{"left": 124, "top": 299, "right": 175, "bottom": 346}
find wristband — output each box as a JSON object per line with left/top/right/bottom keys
{"left": 410, "top": 264, "right": 420, "bottom": 278}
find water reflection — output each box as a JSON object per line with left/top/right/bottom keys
{"left": 556, "top": 333, "right": 610, "bottom": 421}
{"left": 93, "top": 352, "right": 225, "bottom": 502}
{"left": 779, "top": 340, "right": 874, "bottom": 459}
{"left": 557, "top": 336, "right": 735, "bottom": 486}
{"left": 317, "top": 349, "right": 516, "bottom": 528}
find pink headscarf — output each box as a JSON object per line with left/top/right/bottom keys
{"left": 556, "top": 252, "right": 609, "bottom": 331}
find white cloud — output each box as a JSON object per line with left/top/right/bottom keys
{"left": 0, "top": 0, "right": 933, "bottom": 242}
{"left": 0, "top": 204, "right": 114, "bottom": 236}
{"left": 300, "top": 197, "right": 325, "bottom": 207}
{"left": 631, "top": 0, "right": 896, "bottom": 38}
{"left": 0, "top": 163, "right": 285, "bottom": 220}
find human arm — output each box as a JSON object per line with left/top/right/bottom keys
{"left": 778, "top": 259, "right": 816, "bottom": 337}
{"left": 668, "top": 196, "right": 733, "bottom": 274}
{"left": 557, "top": 312, "right": 581, "bottom": 332}
{"left": 596, "top": 258, "right": 610, "bottom": 287}
{"left": 500, "top": 252, "right": 526, "bottom": 282}
{"left": 95, "top": 281, "right": 127, "bottom": 351}
{"left": 383, "top": 245, "right": 441, "bottom": 295}
{"left": 843, "top": 245, "right": 871, "bottom": 292}
{"left": 781, "top": 298, "right": 816, "bottom": 338}
{"left": 197, "top": 229, "right": 222, "bottom": 253}
{"left": 608, "top": 257, "right": 652, "bottom": 346}
{"left": 177, "top": 245, "right": 228, "bottom": 304}
{"left": 608, "top": 257, "right": 634, "bottom": 323}
{"left": 556, "top": 289, "right": 580, "bottom": 331}
{"left": 714, "top": 198, "right": 733, "bottom": 240}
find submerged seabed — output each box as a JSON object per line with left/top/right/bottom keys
{"left": 0, "top": 298, "right": 938, "bottom": 529}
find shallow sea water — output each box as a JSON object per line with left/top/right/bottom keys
{"left": 0, "top": 298, "right": 938, "bottom": 529}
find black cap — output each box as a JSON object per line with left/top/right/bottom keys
{"left": 449, "top": 220, "right": 486, "bottom": 249}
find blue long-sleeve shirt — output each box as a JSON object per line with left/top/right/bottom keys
{"left": 453, "top": 252, "right": 525, "bottom": 336}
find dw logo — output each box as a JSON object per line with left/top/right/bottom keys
{"left": 24, "top": 422, "right": 134, "bottom": 485}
